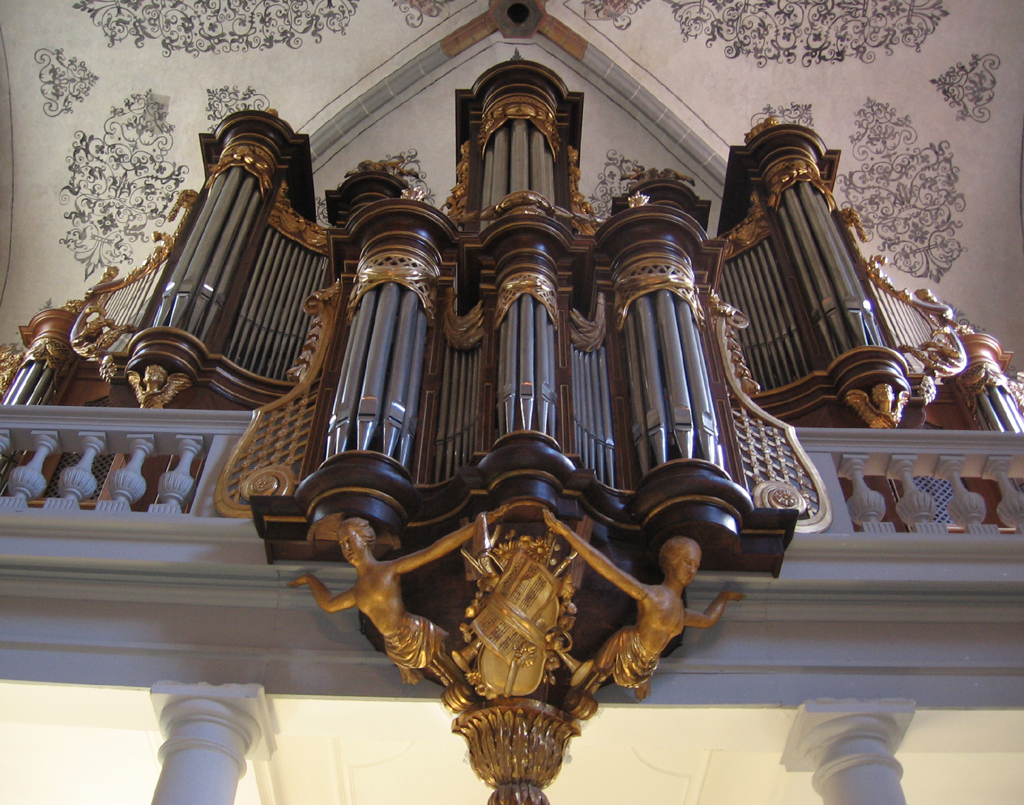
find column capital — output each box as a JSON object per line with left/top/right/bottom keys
{"left": 150, "top": 682, "right": 275, "bottom": 762}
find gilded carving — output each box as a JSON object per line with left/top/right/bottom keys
{"left": 0, "top": 344, "right": 24, "bottom": 397}
{"left": 710, "top": 291, "right": 832, "bottom": 532}
{"left": 627, "top": 192, "right": 649, "bottom": 208}
{"left": 567, "top": 146, "right": 596, "bottom": 235}
{"left": 478, "top": 93, "right": 560, "bottom": 158}
{"left": 495, "top": 271, "right": 558, "bottom": 328}
{"left": 26, "top": 337, "right": 76, "bottom": 380}
{"left": 349, "top": 244, "right": 440, "bottom": 323}
{"left": 543, "top": 510, "right": 743, "bottom": 719}
{"left": 612, "top": 256, "right": 703, "bottom": 330}
{"left": 455, "top": 505, "right": 579, "bottom": 700}
{"left": 625, "top": 167, "right": 695, "bottom": 186}
{"left": 127, "top": 364, "right": 192, "bottom": 409}
{"left": 207, "top": 142, "right": 276, "bottom": 196}
{"left": 290, "top": 514, "right": 482, "bottom": 712}
{"left": 763, "top": 155, "right": 834, "bottom": 211}
{"left": 267, "top": 181, "right": 327, "bottom": 255}
{"left": 839, "top": 205, "right": 869, "bottom": 242}
{"left": 443, "top": 290, "right": 485, "bottom": 350}
{"left": 443, "top": 141, "right": 470, "bottom": 222}
{"left": 845, "top": 383, "right": 910, "bottom": 428}
{"left": 569, "top": 295, "right": 607, "bottom": 353}
{"left": 744, "top": 115, "right": 780, "bottom": 142}
{"left": 215, "top": 280, "right": 342, "bottom": 518}
{"left": 722, "top": 192, "right": 771, "bottom": 257}
{"left": 345, "top": 156, "right": 420, "bottom": 179}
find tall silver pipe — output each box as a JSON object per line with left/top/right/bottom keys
{"left": 529, "top": 127, "right": 554, "bottom": 200}
{"left": 535, "top": 308, "right": 555, "bottom": 437}
{"left": 677, "top": 297, "right": 720, "bottom": 465}
{"left": 482, "top": 140, "right": 497, "bottom": 209}
{"left": 2, "top": 360, "right": 43, "bottom": 405}
{"left": 434, "top": 345, "right": 453, "bottom": 481}
{"left": 510, "top": 119, "right": 530, "bottom": 194}
{"left": 357, "top": 282, "right": 401, "bottom": 450}
{"left": 398, "top": 306, "right": 428, "bottom": 467}
{"left": 587, "top": 351, "right": 605, "bottom": 481}
{"left": 579, "top": 347, "right": 594, "bottom": 469}
{"left": 635, "top": 295, "right": 670, "bottom": 465}
{"left": 571, "top": 348, "right": 583, "bottom": 454}
{"left": 623, "top": 312, "right": 651, "bottom": 475}
{"left": 195, "top": 184, "right": 263, "bottom": 339}
{"left": 490, "top": 126, "right": 510, "bottom": 205}
{"left": 166, "top": 169, "right": 249, "bottom": 329}
{"left": 246, "top": 240, "right": 303, "bottom": 374}
{"left": 327, "top": 288, "right": 378, "bottom": 456}
{"left": 978, "top": 391, "right": 1005, "bottom": 432}
{"left": 24, "top": 366, "right": 54, "bottom": 406}
{"left": 596, "top": 346, "right": 615, "bottom": 487}
{"left": 468, "top": 347, "right": 481, "bottom": 460}
{"left": 451, "top": 348, "right": 468, "bottom": 475}
{"left": 269, "top": 252, "right": 322, "bottom": 380}
{"left": 262, "top": 248, "right": 313, "bottom": 377}
{"left": 226, "top": 228, "right": 278, "bottom": 361}
{"left": 738, "top": 252, "right": 784, "bottom": 387}
{"left": 228, "top": 230, "right": 285, "bottom": 361}
{"left": 518, "top": 295, "right": 536, "bottom": 431}
{"left": 381, "top": 289, "right": 420, "bottom": 457}
{"left": 153, "top": 170, "right": 231, "bottom": 326}
{"left": 762, "top": 244, "right": 811, "bottom": 377}
{"left": 655, "top": 290, "right": 694, "bottom": 458}
{"left": 748, "top": 246, "right": 798, "bottom": 383}
{"left": 777, "top": 204, "right": 839, "bottom": 356}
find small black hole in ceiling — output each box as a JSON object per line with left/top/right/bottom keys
{"left": 507, "top": 3, "right": 530, "bottom": 25}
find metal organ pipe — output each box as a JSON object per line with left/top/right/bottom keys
{"left": 510, "top": 120, "right": 530, "bottom": 194}
{"left": 327, "top": 289, "right": 378, "bottom": 456}
{"left": 357, "top": 282, "right": 402, "bottom": 450}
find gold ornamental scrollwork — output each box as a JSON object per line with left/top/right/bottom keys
{"left": 444, "top": 141, "right": 470, "bottom": 222}
{"left": 0, "top": 344, "right": 24, "bottom": 397}
{"left": 864, "top": 255, "right": 967, "bottom": 379}
{"left": 71, "top": 189, "right": 199, "bottom": 361}
{"left": 215, "top": 280, "right": 343, "bottom": 517}
{"left": 709, "top": 292, "right": 832, "bottom": 532}
{"left": 845, "top": 383, "right": 909, "bottom": 429}
{"left": 268, "top": 182, "right": 327, "bottom": 255}
{"left": 207, "top": 142, "right": 276, "bottom": 196}
{"left": 348, "top": 244, "right": 441, "bottom": 324}
{"left": 612, "top": 256, "right": 703, "bottom": 330}
{"left": 26, "top": 337, "right": 76, "bottom": 380}
{"left": 478, "top": 93, "right": 560, "bottom": 158}
{"left": 443, "top": 290, "right": 485, "bottom": 350}
{"left": 567, "top": 146, "right": 596, "bottom": 235}
{"left": 569, "top": 294, "right": 606, "bottom": 353}
{"left": 495, "top": 270, "right": 558, "bottom": 329}
{"left": 722, "top": 192, "right": 771, "bottom": 258}
{"left": 839, "top": 205, "right": 870, "bottom": 243}
{"left": 763, "top": 155, "right": 835, "bottom": 211}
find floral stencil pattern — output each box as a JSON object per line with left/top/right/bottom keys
{"left": 582, "top": 0, "right": 947, "bottom": 66}
{"left": 750, "top": 102, "right": 813, "bottom": 128}
{"left": 206, "top": 86, "right": 271, "bottom": 122}
{"left": 931, "top": 53, "right": 1000, "bottom": 123}
{"left": 837, "top": 98, "right": 965, "bottom": 283}
{"left": 34, "top": 48, "right": 98, "bottom": 117}
{"left": 588, "top": 150, "right": 645, "bottom": 218}
{"left": 395, "top": 0, "right": 458, "bottom": 27}
{"left": 74, "top": 0, "right": 359, "bottom": 56}
{"left": 59, "top": 91, "right": 188, "bottom": 281}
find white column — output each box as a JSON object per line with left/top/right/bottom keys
{"left": 150, "top": 683, "right": 274, "bottom": 805}
{"left": 782, "top": 699, "right": 914, "bottom": 805}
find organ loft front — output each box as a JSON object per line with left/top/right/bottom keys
{"left": 2, "top": 58, "right": 1022, "bottom": 805}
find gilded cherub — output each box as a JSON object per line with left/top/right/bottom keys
{"left": 289, "top": 512, "right": 495, "bottom": 712}
{"left": 542, "top": 509, "right": 744, "bottom": 717}
{"left": 127, "top": 364, "right": 192, "bottom": 409}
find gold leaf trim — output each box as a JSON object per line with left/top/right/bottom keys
{"left": 722, "top": 193, "right": 771, "bottom": 258}
{"left": 495, "top": 270, "right": 558, "bottom": 328}
{"left": 764, "top": 155, "right": 834, "bottom": 211}
{"left": 443, "top": 141, "right": 470, "bottom": 222}
{"left": 443, "top": 290, "right": 485, "bottom": 350}
{"left": 348, "top": 243, "right": 440, "bottom": 323}
{"left": 207, "top": 142, "right": 275, "bottom": 196}
{"left": 268, "top": 181, "right": 327, "bottom": 255}
{"left": 613, "top": 256, "right": 703, "bottom": 330}
{"left": 744, "top": 115, "right": 780, "bottom": 143}
{"left": 478, "top": 93, "right": 560, "bottom": 158}
{"left": 568, "top": 146, "right": 595, "bottom": 235}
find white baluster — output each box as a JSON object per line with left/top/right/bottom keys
{"left": 838, "top": 454, "right": 892, "bottom": 532}
{"left": 97, "top": 434, "right": 154, "bottom": 513}
{"left": 936, "top": 455, "right": 994, "bottom": 533}
{"left": 150, "top": 436, "right": 203, "bottom": 513}
{"left": 1, "top": 430, "right": 59, "bottom": 510}
{"left": 887, "top": 455, "right": 937, "bottom": 531}
{"left": 47, "top": 432, "right": 107, "bottom": 510}
{"left": 0, "top": 429, "right": 10, "bottom": 454}
{"left": 983, "top": 456, "right": 1024, "bottom": 532}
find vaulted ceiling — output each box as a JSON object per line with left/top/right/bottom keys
{"left": 1, "top": 0, "right": 1021, "bottom": 360}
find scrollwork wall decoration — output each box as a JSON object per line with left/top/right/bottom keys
{"left": 836, "top": 98, "right": 965, "bottom": 283}
{"left": 205, "top": 85, "right": 270, "bottom": 122}
{"left": 750, "top": 102, "right": 813, "bottom": 128}
{"left": 931, "top": 53, "right": 1000, "bottom": 123}
{"left": 59, "top": 90, "right": 188, "bottom": 281}
{"left": 394, "top": 0, "right": 457, "bottom": 28}
{"left": 34, "top": 48, "right": 98, "bottom": 117}
{"left": 580, "top": 0, "right": 651, "bottom": 30}
{"left": 588, "top": 150, "right": 645, "bottom": 219}
{"left": 661, "top": 0, "right": 946, "bottom": 67}
{"left": 74, "top": 0, "right": 359, "bottom": 56}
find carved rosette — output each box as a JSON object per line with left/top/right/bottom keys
{"left": 453, "top": 700, "right": 580, "bottom": 805}
{"left": 612, "top": 255, "right": 703, "bottom": 330}
{"left": 478, "top": 93, "right": 560, "bottom": 157}
{"left": 206, "top": 142, "right": 276, "bottom": 196}
{"left": 495, "top": 271, "right": 558, "bottom": 328}
{"left": 763, "top": 155, "right": 835, "bottom": 211}
{"left": 348, "top": 243, "right": 441, "bottom": 323}
{"left": 709, "top": 292, "right": 832, "bottom": 532}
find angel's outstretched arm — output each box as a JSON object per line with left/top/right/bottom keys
{"left": 542, "top": 509, "right": 646, "bottom": 600}
{"left": 684, "top": 591, "right": 745, "bottom": 628}
{"left": 289, "top": 573, "right": 357, "bottom": 613}
{"left": 394, "top": 515, "right": 482, "bottom": 574}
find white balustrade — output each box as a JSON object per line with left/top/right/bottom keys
{"left": 47, "top": 431, "right": 107, "bottom": 510}
{"left": 936, "top": 455, "right": 992, "bottom": 532}
{"left": 2, "top": 430, "right": 59, "bottom": 509}
{"left": 983, "top": 456, "right": 1024, "bottom": 532}
{"left": 151, "top": 436, "right": 204, "bottom": 514}
{"left": 838, "top": 454, "right": 891, "bottom": 531}
{"left": 98, "top": 434, "right": 155, "bottom": 512}
{"left": 887, "top": 455, "right": 936, "bottom": 530}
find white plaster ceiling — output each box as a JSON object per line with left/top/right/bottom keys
{"left": 2, "top": 682, "right": 1024, "bottom": 805}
